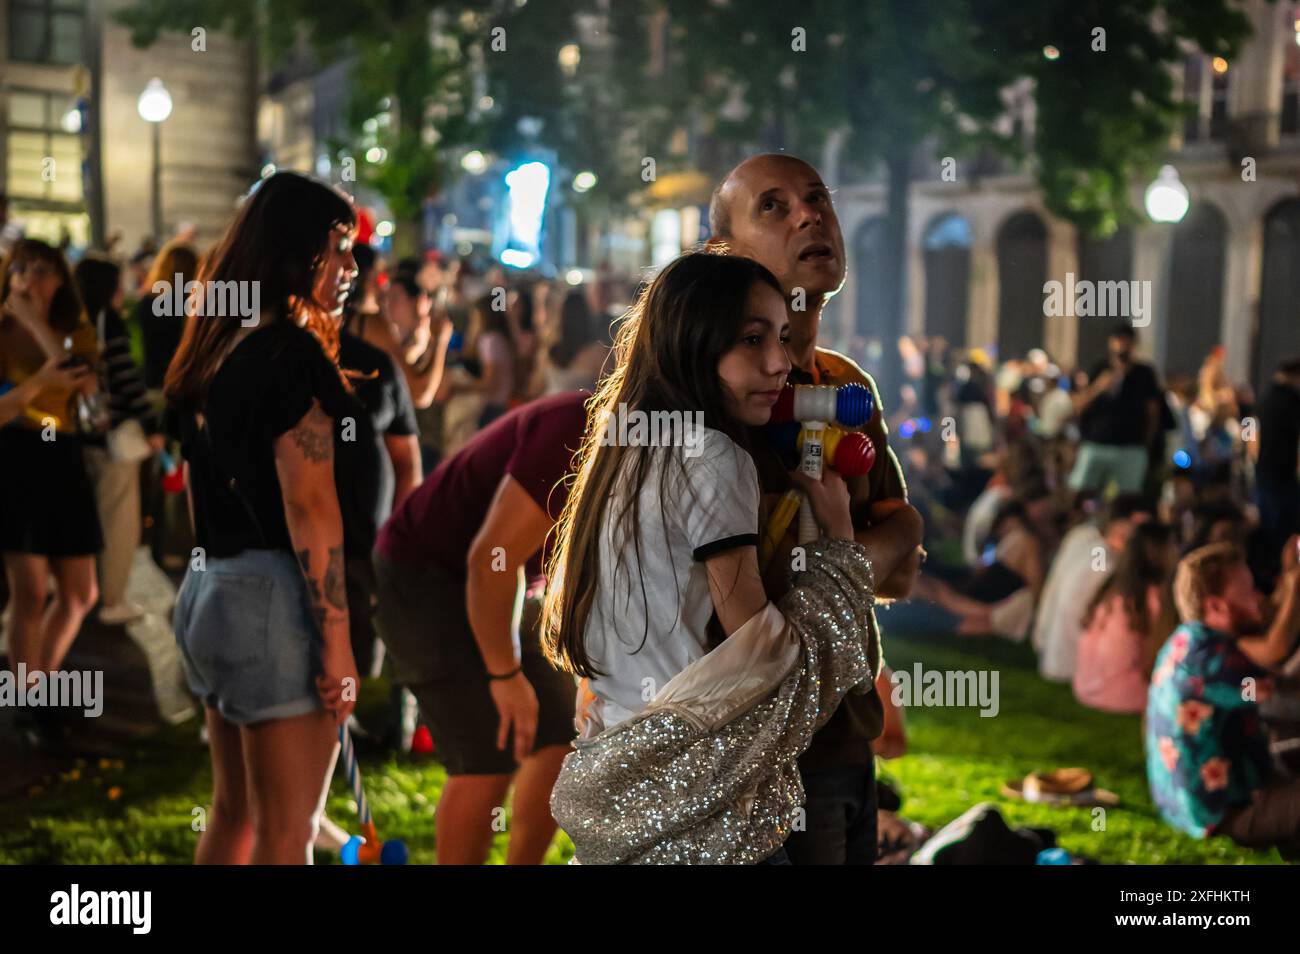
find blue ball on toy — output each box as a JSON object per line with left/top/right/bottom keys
{"left": 835, "top": 383, "right": 873, "bottom": 428}
{"left": 381, "top": 839, "right": 409, "bottom": 866}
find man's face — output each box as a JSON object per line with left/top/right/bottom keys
{"left": 716, "top": 156, "right": 846, "bottom": 300}
{"left": 1217, "top": 563, "right": 1265, "bottom": 635}
{"left": 1108, "top": 335, "right": 1133, "bottom": 367}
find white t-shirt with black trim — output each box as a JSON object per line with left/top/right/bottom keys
{"left": 584, "top": 427, "right": 761, "bottom": 728}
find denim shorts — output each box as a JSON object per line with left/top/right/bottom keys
{"left": 173, "top": 549, "right": 322, "bottom": 725}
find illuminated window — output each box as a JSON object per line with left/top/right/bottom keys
{"left": 5, "top": 89, "right": 84, "bottom": 204}
{"left": 9, "top": 0, "right": 86, "bottom": 65}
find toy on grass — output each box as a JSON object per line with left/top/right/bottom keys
{"left": 337, "top": 722, "right": 408, "bottom": 865}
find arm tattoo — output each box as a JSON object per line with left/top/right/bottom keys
{"left": 323, "top": 544, "right": 347, "bottom": 613}
{"left": 290, "top": 402, "right": 333, "bottom": 463}
{"left": 296, "top": 547, "right": 326, "bottom": 633}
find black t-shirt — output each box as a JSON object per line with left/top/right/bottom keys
{"left": 341, "top": 332, "right": 419, "bottom": 539}
{"left": 1257, "top": 380, "right": 1300, "bottom": 486}
{"left": 176, "top": 321, "right": 377, "bottom": 559}
{"left": 1079, "top": 360, "right": 1163, "bottom": 446}
{"left": 136, "top": 294, "right": 184, "bottom": 391}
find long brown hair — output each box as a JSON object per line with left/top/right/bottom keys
{"left": 541, "top": 253, "right": 783, "bottom": 678}
{"left": 0, "top": 238, "right": 84, "bottom": 335}
{"left": 163, "top": 172, "right": 355, "bottom": 409}
{"left": 1083, "top": 521, "right": 1178, "bottom": 650}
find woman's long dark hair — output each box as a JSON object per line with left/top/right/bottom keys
{"left": 73, "top": 255, "right": 122, "bottom": 323}
{"left": 542, "top": 252, "right": 784, "bottom": 678}
{"left": 0, "top": 238, "right": 84, "bottom": 335}
{"left": 1082, "top": 521, "right": 1178, "bottom": 646}
{"left": 163, "top": 172, "right": 356, "bottom": 409}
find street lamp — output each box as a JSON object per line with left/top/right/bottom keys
{"left": 1144, "top": 165, "right": 1189, "bottom": 224}
{"left": 137, "top": 78, "right": 172, "bottom": 240}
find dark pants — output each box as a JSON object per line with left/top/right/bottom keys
{"left": 784, "top": 760, "right": 878, "bottom": 865}
{"left": 1218, "top": 777, "right": 1300, "bottom": 860}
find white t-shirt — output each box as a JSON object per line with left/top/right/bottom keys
{"left": 963, "top": 484, "right": 1010, "bottom": 566}
{"left": 584, "top": 428, "right": 761, "bottom": 728}
{"left": 1033, "top": 522, "right": 1109, "bottom": 681}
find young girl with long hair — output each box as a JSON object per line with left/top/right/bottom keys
{"left": 165, "top": 171, "right": 360, "bottom": 864}
{"left": 542, "top": 253, "right": 880, "bottom": 864}
{"left": 1074, "top": 521, "right": 1180, "bottom": 713}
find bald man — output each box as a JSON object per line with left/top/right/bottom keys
{"left": 709, "top": 154, "right": 924, "bottom": 865}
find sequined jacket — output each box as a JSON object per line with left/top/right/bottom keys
{"left": 550, "top": 537, "right": 878, "bottom": 864}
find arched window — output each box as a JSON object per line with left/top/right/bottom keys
{"left": 921, "top": 212, "right": 971, "bottom": 347}
{"left": 1076, "top": 226, "right": 1134, "bottom": 372}
{"left": 996, "top": 211, "right": 1047, "bottom": 361}
{"left": 1256, "top": 199, "right": 1300, "bottom": 390}
{"left": 1166, "top": 202, "right": 1226, "bottom": 379}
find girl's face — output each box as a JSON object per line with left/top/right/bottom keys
{"left": 717, "top": 281, "right": 791, "bottom": 426}
{"left": 8, "top": 256, "right": 63, "bottom": 311}
{"left": 312, "top": 225, "right": 358, "bottom": 317}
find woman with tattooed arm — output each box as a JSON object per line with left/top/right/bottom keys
{"left": 165, "top": 173, "right": 361, "bottom": 864}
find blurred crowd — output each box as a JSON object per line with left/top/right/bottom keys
{"left": 878, "top": 324, "right": 1300, "bottom": 852}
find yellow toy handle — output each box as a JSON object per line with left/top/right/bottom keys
{"left": 759, "top": 489, "right": 802, "bottom": 571}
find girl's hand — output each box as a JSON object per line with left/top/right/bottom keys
{"left": 489, "top": 670, "right": 538, "bottom": 764}
{"left": 31, "top": 354, "right": 90, "bottom": 392}
{"left": 789, "top": 467, "right": 854, "bottom": 541}
{"left": 316, "top": 639, "right": 358, "bottom": 726}
{"left": 3, "top": 289, "right": 43, "bottom": 328}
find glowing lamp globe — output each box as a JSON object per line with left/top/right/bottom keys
{"left": 137, "top": 78, "right": 173, "bottom": 124}
{"left": 1144, "top": 165, "right": 1189, "bottom": 224}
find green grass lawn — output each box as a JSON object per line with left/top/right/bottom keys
{"left": 0, "top": 632, "right": 1286, "bottom": 864}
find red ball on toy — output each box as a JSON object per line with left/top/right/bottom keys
{"left": 831, "top": 432, "right": 876, "bottom": 477}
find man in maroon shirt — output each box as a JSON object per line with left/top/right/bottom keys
{"left": 373, "top": 390, "right": 588, "bottom": 865}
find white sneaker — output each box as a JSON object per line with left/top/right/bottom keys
{"left": 98, "top": 602, "right": 145, "bottom": 625}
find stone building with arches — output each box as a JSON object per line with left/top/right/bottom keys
{"left": 827, "top": 0, "right": 1300, "bottom": 394}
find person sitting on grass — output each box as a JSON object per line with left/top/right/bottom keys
{"left": 1034, "top": 493, "right": 1152, "bottom": 683}
{"left": 1145, "top": 540, "right": 1300, "bottom": 858}
{"left": 1073, "top": 521, "right": 1179, "bottom": 714}
{"left": 910, "top": 488, "right": 1050, "bottom": 641}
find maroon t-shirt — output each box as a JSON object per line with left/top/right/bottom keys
{"left": 376, "top": 391, "right": 589, "bottom": 577}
